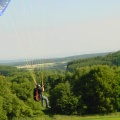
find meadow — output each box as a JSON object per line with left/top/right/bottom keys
{"left": 13, "top": 113, "right": 120, "bottom": 120}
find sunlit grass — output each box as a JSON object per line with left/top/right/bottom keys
{"left": 13, "top": 112, "right": 120, "bottom": 120}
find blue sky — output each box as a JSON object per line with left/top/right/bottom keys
{"left": 0, "top": 0, "right": 120, "bottom": 60}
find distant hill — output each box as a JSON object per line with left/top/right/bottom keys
{"left": 0, "top": 59, "right": 25, "bottom": 64}
{"left": 0, "top": 52, "right": 109, "bottom": 67}
{"left": 67, "top": 51, "right": 120, "bottom": 72}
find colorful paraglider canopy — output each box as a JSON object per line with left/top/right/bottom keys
{"left": 0, "top": 0, "right": 11, "bottom": 16}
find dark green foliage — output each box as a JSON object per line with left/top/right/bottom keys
{"left": 67, "top": 51, "right": 120, "bottom": 72}
{"left": 3, "top": 94, "right": 33, "bottom": 118}
{"left": 0, "top": 67, "right": 45, "bottom": 119}
{"left": 48, "top": 73, "right": 65, "bottom": 89}
{"left": 72, "top": 65, "right": 119, "bottom": 114}
{"left": 11, "top": 82, "right": 33, "bottom": 101}
{"left": 26, "top": 98, "right": 44, "bottom": 115}
{"left": 0, "top": 56, "right": 120, "bottom": 118}
{"left": 34, "top": 70, "right": 65, "bottom": 93}
{"left": 115, "top": 67, "right": 120, "bottom": 111}
{"left": 0, "top": 96, "right": 7, "bottom": 120}
{"left": 50, "top": 81, "right": 78, "bottom": 114}
{"left": 0, "top": 65, "right": 17, "bottom": 76}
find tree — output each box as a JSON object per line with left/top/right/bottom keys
{"left": 3, "top": 94, "right": 33, "bottom": 118}
{"left": 0, "top": 96, "right": 7, "bottom": 120}
{"left": 73, "top": 65, "right": 119, "bottom": 114}
{"left": 50, "top": 81, "right": 78, "bottom": 114}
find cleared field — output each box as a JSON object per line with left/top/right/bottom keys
{"left": 16, "top": 63, "right": 55, "bottom": 69}
{"left": 16, "top": 61, "right": 67, "bottom": 70}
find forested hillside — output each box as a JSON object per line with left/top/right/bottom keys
{"left": 0, "top": 52, "right": 108, "bottom": 66}
{"left": 67, "top": 51, "right": 120, "bottom": 72}
{"left": 0, "top": 51, "right": 120, "bottom": 119}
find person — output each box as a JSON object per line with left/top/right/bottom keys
{"left": 36, "top": 84, "right": 51, "bottom": 108}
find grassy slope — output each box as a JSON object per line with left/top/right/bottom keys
{"left": 13, "top": 113, "right": 120, "bottom": 120}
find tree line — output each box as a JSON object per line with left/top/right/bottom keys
{"left": 0, "top": 51, "right": 120, "bottom": 119}
{"left": 67, "top": 51, "right": 120, "bottom": 72}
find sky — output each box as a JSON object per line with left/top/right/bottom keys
{"left": 0, "top": 0, "right": 120, "bottom": 60}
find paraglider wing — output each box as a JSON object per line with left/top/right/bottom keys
{"left": 0, "top": 0, "right": 11, "bottom": 16}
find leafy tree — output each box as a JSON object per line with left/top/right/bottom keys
{"left": 3, "top": 94, "right": 33, "bottom": 118}
{"left": 0, "top": 75, "right": 12, "bottom": 98}
{"left": 0, "top": 65, "right": 17, "bottom": 76}
{"left": 0, "top": 96, "right": 7, "bottom": 120}
{"left": 50, "top": 81, "right": 78, "bottom": 114}
{"left": 114, "top": 66, "right": 120, "bottom": 111}
{"left": 26, "top": 98, "right": 44, "bottom": 116}
{"left": 11, "top": 81, "right": 33, "bottom": 101}
{"left": 73, "top": 65, "right": 119, "bottom": 114}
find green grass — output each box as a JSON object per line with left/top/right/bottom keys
{"left": 13, "top": 112, "right": 120, "bottom": 120}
